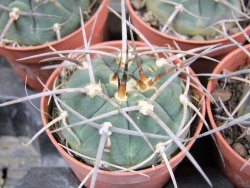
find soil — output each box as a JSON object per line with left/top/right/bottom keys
{"left": 211, "top": 63, "right": 250, "bottom": 160}
{"left": 131, "top": 0, "right": 248, "bottom": 41}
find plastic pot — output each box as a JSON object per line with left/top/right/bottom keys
{"left": 41, "top": 40, "right": 205, "bottom": 188}
{"left": 126, "top": 0, "right": 250, "bottom": 58}
{"left": 0, "top": 0, "right": 109, "bottom": 91}
{"left": 207, "top": 44, "right": 250, "bottom": 188}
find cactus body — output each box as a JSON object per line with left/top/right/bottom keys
{"left": 60, "top": 55, "right": 192, "bottom": 169}
{"left": 0, "top": 0, "right": 90, "bottom": 45}
{"left": 145, "top": 0, "right": 242, "bottom": 37}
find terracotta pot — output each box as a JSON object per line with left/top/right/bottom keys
{"left": 0, "top": 0, "right": 109, "bottom": 91}
{"left": 207, "top": 44, "right": 250, "bottom": 188}
{"left": 41, "top": 40, "right": 205, "bottom": 188}
{"left": 126, "top": 0, "right": 250, "bottom": 58}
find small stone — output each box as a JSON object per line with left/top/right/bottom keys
{"left": 214, "top": 34, "right": 224, "bottom": 39}
{"left": 245, "top": 134, "right": 250, "bottom": 143}
{"left": 131, "top": 0, "right": 144, "bottom": 10}
{"left": 135, "top": 11, "right": 141, "bottom": 17}
{"left": 245, "top": 143, "right": 250, "bottom": 150}
{"left": 191, "top": 35, "right": 205, "bottom": 41}
{"left": 211, "top": 88, "right": 232, "bottom": 102}
{"left": 232, "top": 143, "right": 247, "bottom": 157}
{"left": 213, "top": 106, "right": 223, "bottom": 114}
{"left": 143, "top": 11, "right": 154, "bottom": 22}
{"left": 142, "top": 11, "right": 160, "bottom": 28}
{"left": 229, "top": 27, "right": 241, "bottom": 35}
{"left": 226, "top": 138, "right": 233, "bottom": 145}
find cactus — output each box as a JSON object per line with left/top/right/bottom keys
{"left": 0, "top": 0, "right": 91, "bottom": 45}
{"left": 58, "top": 54, "right": 192, "bottom": 169}
{"left": 145, "top": 0, "right": 242, "bottom": 37}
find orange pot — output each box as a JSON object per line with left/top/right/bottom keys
{"left": 0, "top": 0, "right": 109, "bottom": 91}
{"left": 126, "top": 0, "right": 250, "bottom": 58}
{"left": 41, "top": 41, "right": 205, "bottom": 188}
{"left": 207, "top": 44, "right": 250, "bottom": 188}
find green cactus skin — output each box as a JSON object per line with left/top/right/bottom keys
{"left": 59, "top": 55, "right": 192, "bottom": 170}
{"left": 145, "top": 0, "right": 242, "bottom": 37}
{"left": 0, "top": 0, "right": 90, "bottom": 45}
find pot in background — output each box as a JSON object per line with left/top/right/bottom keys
{"left": 0, "top": 0, "right": 109, "bottom": 91}
{"left": 207, "top": 44, "right": 250, "bottom": 188}
{"left": 126, "top": 0, "right": 250, "bottom": 59}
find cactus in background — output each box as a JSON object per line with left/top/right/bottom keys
{"left": 0, "top": 0, "right": 91, "bottom": 45}
{"left": 59, "top": 54, "right": 192, "bottom": 169}
{"left": 145, "top": 0, "right": 242, "bottom": 37}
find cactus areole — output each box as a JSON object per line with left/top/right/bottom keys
{"left": 145, "top": 0, "right": 242, "bottom": 37}
{"left": 57, "top": 53, "right": 193, "bottom": 170}
{"left": 0, "top": 0, "right": 91, "bottom": 45}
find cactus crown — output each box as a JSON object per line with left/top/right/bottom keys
{"left": 0, "top": 0, "right": 92, "bottom": 45}
{"left": 57, "top": 50, "right": 192, "bottom": 170}
{"left": 145, "top": 0, "right": 248, "bottom": 39}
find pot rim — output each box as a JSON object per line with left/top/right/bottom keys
{"left": 126, "top": 0, "right": 250, "bottom": 45}
{"left": 41, "top": 40, "right": 205, "bottom": 177}
{"left": 0, "top": 0, "right": 109, "bottom": 51}
{"left": 206, "top": 43, "right": 250, "bottom": 167}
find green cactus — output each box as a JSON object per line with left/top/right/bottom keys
{"left": 145, "top": 0, "right": 242, "bottom": 37}
{"left": 58, "top": 54, "right": 192, "bottom": 169}
{"left": 0, "top": 0, "right": 91, "bottom": 45}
